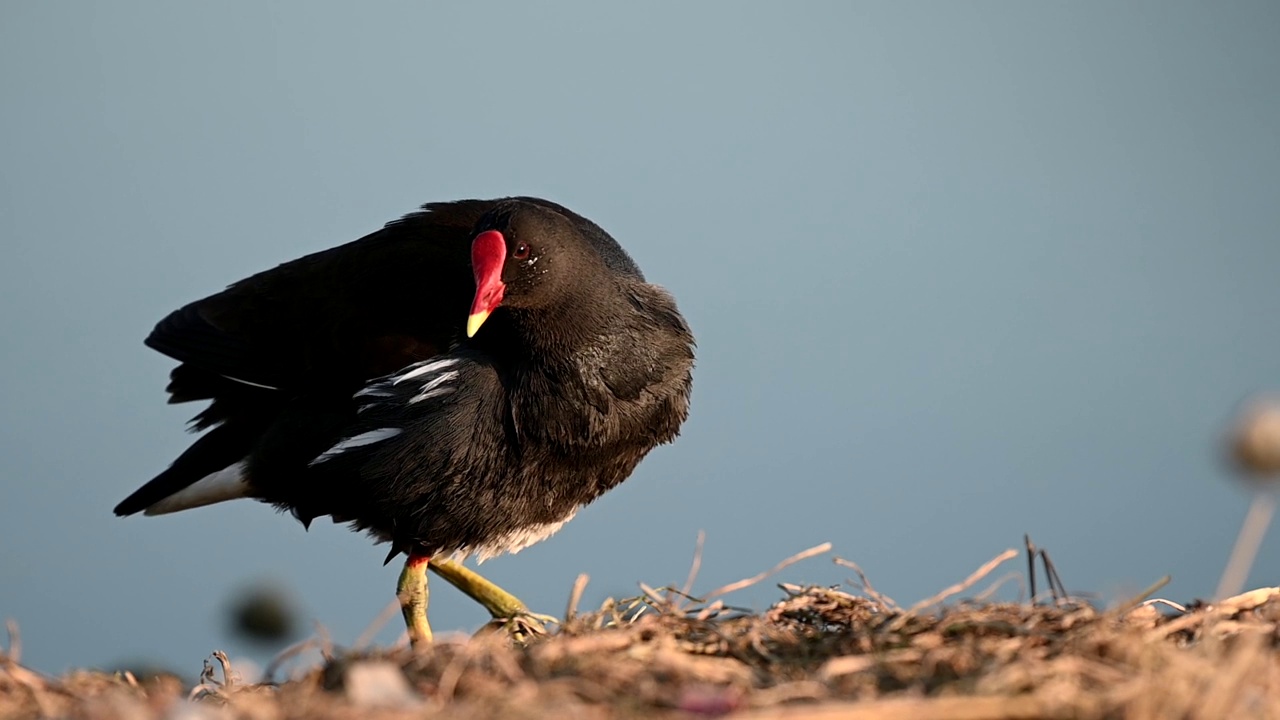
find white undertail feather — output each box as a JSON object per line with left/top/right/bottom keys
{"left": 144, "top": 461, "right": 251, "bottom": 516}
{"left": 463, "top": 510, "right": 579, "bottom": 563}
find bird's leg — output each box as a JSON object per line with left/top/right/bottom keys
{"left": 397, "top": 553, "right": 432, "bottom": 647}
{"left": 427, "top": 558, "right": 557, "bottom": 639}
{"left": 427, "top": 558, "right": 524, "bottom": 617}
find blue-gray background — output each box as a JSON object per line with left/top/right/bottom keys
{"left": 2, "top": 2, "right": 1277, "bottom": 675}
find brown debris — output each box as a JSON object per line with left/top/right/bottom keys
{"left": 5, "top": 575, "right": 1280, "bottom": 719}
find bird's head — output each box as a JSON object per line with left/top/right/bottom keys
{"left": 467, "top": 200, "right": 636, "bottom": 338}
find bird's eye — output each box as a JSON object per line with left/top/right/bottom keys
{"left": 513, "top": 243, "right": 531, "bottom": 260}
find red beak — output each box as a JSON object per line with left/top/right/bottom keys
{"left": 468, "top": 230, "right": 506, "bottom": 337}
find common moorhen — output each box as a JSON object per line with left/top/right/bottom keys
{"left": 114, "top": 197, "right": 696, "bottom": 644}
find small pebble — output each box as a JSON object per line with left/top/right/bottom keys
{"left": 344, "top": 661, "right": 420, "bottom": 709}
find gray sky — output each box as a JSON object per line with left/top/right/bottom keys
{"left": 2, "top": 1, "right": 1278, "bottom": 674}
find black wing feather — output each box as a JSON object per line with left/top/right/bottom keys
{"left": 146, "top": 303, "right": 281, "bottom": 389}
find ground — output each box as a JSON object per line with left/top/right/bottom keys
{"left": 3, "top": 548, "right": 1278, "bottom": 719}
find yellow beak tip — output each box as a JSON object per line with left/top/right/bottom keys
{"left": 466, "top": 311, "right": 490, "bottom": 338}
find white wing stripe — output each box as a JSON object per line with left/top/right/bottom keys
{"left": 394, "top": 358, "right": 461, "bottom": 384}
{"left": 408, "top": 371, "right": 458, "bottom": 404}
{"left": 410, "top": 387, "right": 452, "bottom": 404}
{"left": 309, "top": 428, "right": 402, "bottom": 466}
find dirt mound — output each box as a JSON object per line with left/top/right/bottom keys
{"left": 4, "top": 553, "right": 1278, "bottom": 720}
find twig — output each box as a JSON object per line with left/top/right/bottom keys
{"left": 354, "top": 599, "right": 401, "bottom": 651}
{"left": 1141, "top": 598, "right": 1187, "bottom": 614}
{"left": 313, "top": 621, "right": 334, "bottom": 661}
{"left": 1215, "top": 493, "right": 1276, "bottom": 601}
{"left": 834, "top": 557, "right": 899, "bottom": 610}
{"left": 212, "top": 650, "right": 235, "bottom": 688}
{"left": 696, "top": 600, "right": 726, "bottom": 621}
{"left": 594, "top": 598, "right": 615, "bottom": 629}
{"left": 1112, "top": 576, "right": 1172, "bottom": 615}
{"left": 263, "top": 637, "right": 319, "bottom": 683}
{"left": 706, "top": 543, "right": 833, "bottom": 600}
{"left": 3, "top": 619, "right": 19, "bottom": 664}
{"left": 663, "top": 587, "right": 704, "bottom": 606}
{"left": 913, "top": 549, "right": 1019, "bottom": 612}
{"left": 972, "top": 572, "right": 1024, "bottom": 603}
{"left": 1024, "top": 534, "right": 1038, "bottom": 605}
{"left": 1040, "top": 549, "right": 1068, "bottom": 603}
{"left": 189, "top": 683, "right": 219, "bottom": 702}
{"left": 680, "top": 530, "right": 707, "bottom": 602}
{"left": 1147, "top": 587, "right": 1280, "bottom": 640}
{"left": 639, "top": 582, "right": 669, "bottom": 609}
{"left": 1, "top": 659, "right": 48, "bottom": 692}
{"left": 889, "top": 549, "right": 1019, "bottom": 630}
{"left": 191, "top": 652, "right": 234, "bottom": 701}
{"left": 566, "top": 573, "right": 590, "bottom": 621}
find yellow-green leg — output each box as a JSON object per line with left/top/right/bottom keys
{"left": 428, "top": 558, "right": 557, "bottom": 640}
{"left": 427, "top": 558, "right": 525, "bottom": 617}
{"left": 397, "top": 554, "right": 432, "bottom": 647}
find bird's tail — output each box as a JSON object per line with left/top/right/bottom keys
{"left": 114, "top": 421, "right": 257, "bottom": 516}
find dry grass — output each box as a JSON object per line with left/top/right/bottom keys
{"left": 4, "top": 546, "right": 1280, "bottom": 720}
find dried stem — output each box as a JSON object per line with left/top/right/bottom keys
{"left": 566, "top": 573, "right": 590, "bottom": 621}
{"left": 1215, "top": 493, "right": 1276, "bottom": 601}
{"left": 680, "top": 530, "right": 707, "bottom": 601}
{"left": 706, "top": 542, "right": 832, "bottom": 600}
{"left": 354, "top": 599, "right": 401, "bottom": 651}
{"left": 3, "top": 619, "right": 20, "bottom": 665}
{"left": 834, "top": 557, "right": 899, "bottom": 610}
{"left": 888, "top": 549, "right": 1019, "bottom": 630}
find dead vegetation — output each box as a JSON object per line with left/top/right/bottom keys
{"left": 4, "top": 538, "right": 1280, "bottom": 720}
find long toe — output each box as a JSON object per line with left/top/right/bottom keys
{"left": 475, "top": 610, "right": 559, "bottom": 644}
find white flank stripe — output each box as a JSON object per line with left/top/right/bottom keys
{"left": 309, "top": 428, "right": 402, "bottom": 466}
{"left": 409, "top": 386, "right": 452, "bottom": 404}
{"left": 408, "top": 371, "right": 458, "bottom": 404}
{"left": 144, "top": 461, "right": 250, "bottom": 516}
{"left": 354, "top": 386, "right": 394, "bottom": 398}
{"left": 394, "top": 358, "right": 460, "bottom": 384}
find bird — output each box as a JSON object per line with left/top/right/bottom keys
{"left": 114, "top": 197, "right": 696, "bottom": 645}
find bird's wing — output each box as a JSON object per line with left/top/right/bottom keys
{"left": 146, "top": 200, "right": 494, "bottom": 395}
{"left": 306, "top": 355, "right": 473, "bottom": 469}
{"left": 291, "top": 353, "right": 506, "bottom": 549}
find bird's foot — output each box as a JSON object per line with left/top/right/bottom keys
{"left": 478, "top": 610, "right": 559, "bottom": 644}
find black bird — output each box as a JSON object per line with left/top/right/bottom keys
{"left": 114, "top": 197, "right": 695, "bottom": 644}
